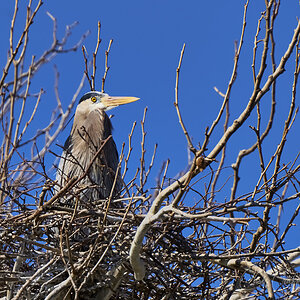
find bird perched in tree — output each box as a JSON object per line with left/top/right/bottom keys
{"left": 56, "top": 91, "right": 139, "bottom": 206}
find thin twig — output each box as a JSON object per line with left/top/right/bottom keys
{"left": 101, "top": 39, "right": 113, "bottom": 93}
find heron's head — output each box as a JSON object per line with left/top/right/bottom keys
{"left": 77, "top": 91, "right": 139, "bottom": 113}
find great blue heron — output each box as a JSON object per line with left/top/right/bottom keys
{"left": 56, "top": 91, "right": 139, "bottom": 206}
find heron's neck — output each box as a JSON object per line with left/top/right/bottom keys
{"left": 72, "top": 109, "right": 112, "bottom": 147}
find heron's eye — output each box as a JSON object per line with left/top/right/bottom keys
{"left": 91, "top": 97, "right": 97, "bottom": 103}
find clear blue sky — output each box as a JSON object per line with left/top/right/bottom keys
{"left": 1, "top": 1, "right": 299, "bottom": 249}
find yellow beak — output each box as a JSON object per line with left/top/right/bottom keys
{"left": 101, "top": 95, "right": 140, "bottom": 108}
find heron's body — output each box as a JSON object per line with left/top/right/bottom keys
{"left": 56, "top": 91, "right": 139, "bottom": 204}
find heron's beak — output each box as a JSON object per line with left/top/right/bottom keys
{"left": 102, "top": 95, "right": 140, "bottom": 108}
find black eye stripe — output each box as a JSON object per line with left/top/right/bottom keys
{"left": 79, "top": 92, "right": 103, "bottom": 104}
